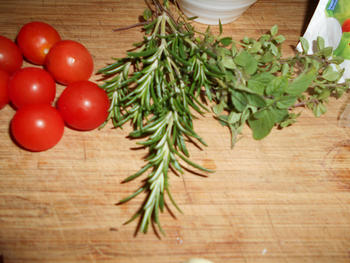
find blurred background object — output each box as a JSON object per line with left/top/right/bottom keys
{"left": 177, "top": 0, "right": 257, "bottom": 25}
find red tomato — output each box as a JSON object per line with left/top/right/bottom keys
{"left": 57, "top": 80, "right": 109, "bottom": 131}
{"left": 8, "top": 67, "right": 56, "bottom": 109}
{"left": 45, "top": 40, "right": 93, "bottom": 85}
{"left": 0, "top": 36, "right": 23, "bottom": 73}
{"left": 11, "top": 104, "right": 64, "bottom": 152}
{"left": 16, "top": 21, "right": 61, "bottom": 65}
{"left": 342, "top": 18, "right": 350, "bottom": 32}
{"left": 0, "top": 69, "right": 10, "bottom": 109}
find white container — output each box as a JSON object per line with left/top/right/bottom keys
{"left": 178, "top": 0, "right": 257, "bottom": 25}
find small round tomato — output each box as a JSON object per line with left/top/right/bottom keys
{"left": 16, "top": 21, "right": 61, "bottom": 65}
{"left": 342, "top": 18, "right": 350, "bottom": 32}
{"left": 57, "top": 80, "right": 109, "bottom": 131}
{"left": 11, "top": 104, "right": 64, "bottom": 152}
{"left": 0, "top": 69, "right": 10, "bottom": 109}
{"left": 8, "top": 67, "right": 56, "bottom": 109}
{"left": 45, "top": 40, "right": 93, "bottom": 85}
{"left": 0, "top": 35, "right": 23, "bottom": 73}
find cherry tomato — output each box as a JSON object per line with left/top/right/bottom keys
{"left": 342, "top": 18, "right": 350, "bottom": 32}
{"left": 0, "top": 69, "right": 10, "bottom": 109}
{"left": 0, "top": 35, "right": 23, "bottom": 73}
{"left": 11, "top": 104, "right": 64, "bottom": 152}
{"left": 8, "top": 67, "right": 56, "bottom": 109}
{"left": 45, "top": 40, "right": 93, "bottom": 85}
{"left": 57, "top": 80, "right": 109, "bottom": 131}
{"left": 16, "top": 21, "right": 61, "bottom": 65}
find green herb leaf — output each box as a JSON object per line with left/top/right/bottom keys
{"left": 313, "top": 103, "right": 327, "bottom": 117}
{"left": 285, "top": 67, "right": 317, "bottom": 95}
{"left": 221, "top": 56, "right": 236, "bottom": 69}
{"left": 276, "top": 95, "right": 297, "bottom": 109}
{"left": 274, "top": 35, "right": 285, "bottom": 44}
{"left": 220, "top": 37, "right": 233, "bottom": 47}
{"left": 219, "top": 19, "right": 223, "bottom": 35}
{"left": 266, "top": 76, "right": 288, "bottom": 96}
{"left": 246, "top": 93, "right": 266, "bottom": 108}
{"left": 231, "top": 91, "right": 248, "bottom": 112}
{"left": 299, "top": 37, "right": 309, "bottom": 54}
{"left": 247, "top": 79, "right": 265, "bottom": 95}
{"left": 248, "top": 108, "right": 276, "bottom": 140}
{"left": 234, "top": 50, "right": 258, "bottom": 75}
{"left": 143, "top": 8, "right": 152, "bottom": 21}
{"left": 270, "top": 25, "right": 278, "bottom": 36}
{"left": 322, "top": 65, "right": 340, "bottom": 82}
{"left": 316, "top": 36, "right": 325, "bottom": 51}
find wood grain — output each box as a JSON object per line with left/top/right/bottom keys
{"left": 1, "top": 0, "right": 350, "bottom": 262}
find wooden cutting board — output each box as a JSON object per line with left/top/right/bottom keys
{"left": 1, "top": 0, "right": 350, "bottom": 262}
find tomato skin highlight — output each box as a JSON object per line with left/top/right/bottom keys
{"left": 0, "top": 69, "right": 10, "bottom": 109}
{"left": 57, "top": 80, "right": 110, "bottom": 131}
{"left": 11, "top": 104, "right": 65, "bottom": 152}
{"left": 0, "top": 36, "right": 23, "bottom": 73}
{"left": 45, "top": 40, "right": 94, "bottom": 85}
{"left": 16, "top": 21, "right": 61, "bottom": 65}
{"left": 8, "top": 67, "right": 56, "bottom": 109}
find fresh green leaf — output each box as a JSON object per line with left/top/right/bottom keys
{"left": 220, "top": 37, "right": 233, "bottom": 47}
{"left": 228, "top": 112, "right": 241, "bottom": 124}
{"left": 274, "top": 35, "right": 285, "bottom": 44}
{"left": 313, "top": 103, "right": 327, "bottom": 117}
{"left": 316, "top": 36, "right": 325, "bottom": 51}
{"left": 247, "top": 79, "right": 265, "bottom": 95}
{"left": 275, "top": 95, "right": 297, "bottom": 109}
{"left": 249, "top": 41, "right": 262, "bottom": 53}
{"left": 330, "top": 56, "right": 345, "bottom": 64}
{"left": 251, "top": 72, "right": 275, "bottom": 84}
{"left": 221, "top": 56, "right": 236, "bottom": 69}
{"left": 248, "top": 108, "right": 276, "bottom": 140}
{"left": 319, "top": 46, "right": 333, "bottom": 58}
{"left": 143, "top": 8, "right": 152, "bottom": 21}
{"left": 127, "top": 47, "right": 158, "bottom": 58}
{"left": 246, "top": 93, "right": 266, "bottom": 108}
{"left": 281, "top": 63, "right": 290, "bottom": 76}
{"left": 322, "top": 65, "right": 340, "bottom": 81}
{"left": 318, "top": 88, "right": 331, "bottom": 100}
{"left": 299, "top": 37, "right": 309, "bottom": 54}
{"left": 269, "top": 43, "right": 279, "bottom": 56}
{"left": 231, "top": 44, "right": 237, "bottom": 56}
{"left": 270, "top": 25, "right": 278, "bottom": 36}
{"left": 219, "top": 19, "right": 223, "bottom": 35}
{"left": 280, "top": 113, "right": 300, "bottom": 128}
{"left": 231, "top": 91, "right": 248, "bottom": 112}
{"left": 234, "top": 50, "right": 258, "bottom": 74}
{"left": 285, "top": 67, "right": 317, "bottom": 95}
{"left": 266, "top": 76, "right": 288, "bottom": 96}
{"left": 272, "top": 107, "right": 289, "bottom": 123}
{"left": 212, "top": 101, "right": 225, "bottom": 115}
{"left": 261, "top": 51, "right": 275, "bottom": 63}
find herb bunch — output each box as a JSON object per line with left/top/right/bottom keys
{"left": 99, "top": 0, "right": 217, "bottom": 234}
{"left": 99, "top": 0, "right": 349, "bottom": 235}
{"left": 209, "top": 26, "right": 350, "bottom": 145}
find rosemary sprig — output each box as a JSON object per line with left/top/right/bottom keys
{"left": 99, "top": 2, "right": 216, "bottom": 234}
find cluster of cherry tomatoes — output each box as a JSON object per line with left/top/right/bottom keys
{"left": 0, "top": 21, "right": 110, "bottom": 152}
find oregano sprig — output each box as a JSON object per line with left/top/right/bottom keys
{"left": 209, "top": 25, "right": 349, "bottom": 144}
